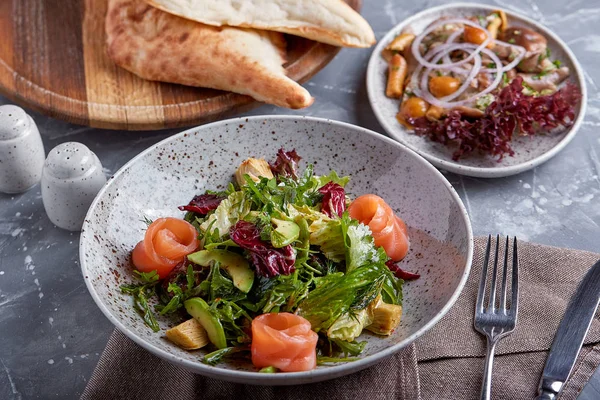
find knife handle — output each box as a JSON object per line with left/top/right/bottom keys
{"left": 535, "top": 391, "right": 557, "bottom": 400}
{"left": 536, "top": 378, "right": 562, "bottom": 400}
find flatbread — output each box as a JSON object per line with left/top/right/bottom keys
{"left": 145, "top": 0, "right": 375, "bottom": 48}
{"left": 106, "top": 0, "right": 314, "bottom": 109}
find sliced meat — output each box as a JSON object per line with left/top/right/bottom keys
{"left": 500, "top": 27, "right": 548, "bottom": 72}
{"left": 519, "top": 66, "right": 570, "bottom": 93}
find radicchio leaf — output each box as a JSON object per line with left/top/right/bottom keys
{"left": 411, "top": 76, "right": 581, "bottom": 161}
{"left": 178, "top": 194, "right": 225, "bottom": 215}
{"left": 385, "top": 260, "right": 420, "bottom": 281}
{"left": 319, "top": 182, "right": 346, "bottom": 218}
{"left": 270, "top": 148, "right": 301, "bottom": 180}
{"left": 229, "top": 221, "right": 296, "bottom": 278}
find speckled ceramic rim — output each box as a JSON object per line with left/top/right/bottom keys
{"left": 366, "top": 3, "right": 588, "bottom": 178}
{"left": 80, "top": 115, "right": 474, "bottom": 384}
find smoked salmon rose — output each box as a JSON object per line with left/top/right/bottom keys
{"left": 251, "top": 313, "right": 318, "bottom": 372}
{"left": 132, "top": 217, "right": 199, "bottom": 278}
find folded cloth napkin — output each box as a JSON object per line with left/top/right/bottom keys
{"left": 416, "top": 237, "right": 600, "bottom": 400}
{"left": 81, "top": 238, "right": 600, "bottom": 400}
{"left": 80, "top": 331, "right": 421, "bottom": 400}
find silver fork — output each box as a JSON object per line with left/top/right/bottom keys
{"left": 474, "top": 235, "right": 519, "bottom": 400}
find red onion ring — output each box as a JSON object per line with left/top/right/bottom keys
{"left": 411, "top": 18, "right": 491, "bottom": 70}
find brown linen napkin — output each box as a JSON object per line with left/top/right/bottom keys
{"left": 416, "top": 237, "right": 600, "bottom": 400}
{"left": 80, "top": 330, "right": 421, "bottom": 400}
{"left": 82, "top": 238, "right": 600, "bottom": 400}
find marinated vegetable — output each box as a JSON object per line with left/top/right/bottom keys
{"left": 383, "top": 10, "right": 581, "bottom": 160}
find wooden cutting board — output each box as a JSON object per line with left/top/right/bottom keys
{"left": 0, "top": 0, "right": 361, "bottom": 130}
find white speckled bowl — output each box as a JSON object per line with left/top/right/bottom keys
{"left": 80, "top": 116, "right": 473, "bottom": 385}
{"left": 367, "top": 3, "right": 587, "bottom": 178}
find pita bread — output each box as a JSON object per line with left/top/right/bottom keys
{"left": 145, "top": 0, "right": 375, "bottom": 48}
{"left": 105, "top": 0, "right": 314, "bottom": 109}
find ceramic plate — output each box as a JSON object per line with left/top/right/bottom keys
{"left": 80, "top": 116, "right": 473, "bottom": 385}
{"left": 366, "top": 3, "right": 587, "bottom": 178}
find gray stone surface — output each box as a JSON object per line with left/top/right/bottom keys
{"left": 0, "top": 0, "right": 599, "bottom": 398}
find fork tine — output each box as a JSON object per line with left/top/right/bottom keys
{"left": 476, "top": 235, "right": 492, "bottom": 314}
{"left": 499, "top": 236, "right": 510, "bottom": 312}
{"left": 511, "top": 237, "right": 519, "bottom": 316}
{"left": 487, "top": 234, "right": 500, "bottom": 312}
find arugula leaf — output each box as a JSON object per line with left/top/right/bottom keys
{"left": 133, "top": 270, "right": 160, "bottom": 284}
{"left": 202, "top": 346, "right": 249, "bottom": 365}
{"left": 155, "top": 283, "right": 184, "bottom": 315}
{"left": 186, "top": 264, "right": 195, "bottom": 293}
{"left": 293, "top": 164, "right": 320, "bottom": 206}
{"left": 121, "top": 282, "right": 160, "bottom": 332}
{"left": 135, "top": 288, "right": 160, "bottom": 332}
{"left": 155, "top": 265, "right": 203, "bottom": 315}
{"left": 211, "top": 300, "right": 252, "bottom": 343}
{"left": 241, "top": 270, "right": 315, "bottom": 314}
{"left": 184, "top": 211, "right": 208, "bottom": 232}
{"left": 208, "top": 265, "right": 246, "bottom": 303}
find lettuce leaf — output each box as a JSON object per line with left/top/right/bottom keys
{"left": 327, "top": 308, "right": 373, "bottom": 341}
{"left": 308, "top": 217, "right": 345, "bottom": 262}
{"left": 296, "top": 264, "right": 386, "bottom": 332}
{"left": 200, "top": 191, "right": 251, "bottom": 238}
{"left": 313, "top": 170, "right": 350, "bottom": 188}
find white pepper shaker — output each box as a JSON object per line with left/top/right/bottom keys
{"left": 41, "top": 142, "right": 107, "bottom": 231}
{"left": 0, "top": 105, "right": 45, "bottom": 194}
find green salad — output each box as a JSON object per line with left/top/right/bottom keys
{"left": 122, "top": 149, "right": 415, "bottom": 370}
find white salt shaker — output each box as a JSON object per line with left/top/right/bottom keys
{"left": 0, "top": 105, "right": 45, "bottom": 194}
{"left": 41, "top": 142, "right": 106, "bottom": 231}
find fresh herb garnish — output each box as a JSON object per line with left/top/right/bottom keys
{"left": 133, "top": 269, "right": 160, "bottom": 283}
{"left": 538, "top": 47, "right": 551, "bottom": 63}
{"left": 141, "top": 216, "right": 154, "bottom": 227}
{"left": 202, "top": 347, "right": 249, "bottom": 365}
{"left": 121, "top": 282, "right": 160, "bottom": 332}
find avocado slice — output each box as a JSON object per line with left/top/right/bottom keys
{"left": 184, "top": 297, "right": 227, "bottom": 349}
{"left": 187, "top": 249, "right": 254, "bottom": 293}
{"left": 270, "top": 218, "right": 300, "bottom": 248}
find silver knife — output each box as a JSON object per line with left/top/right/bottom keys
{"left": 536, "top": 259, "right": 600, "bottom": 400}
